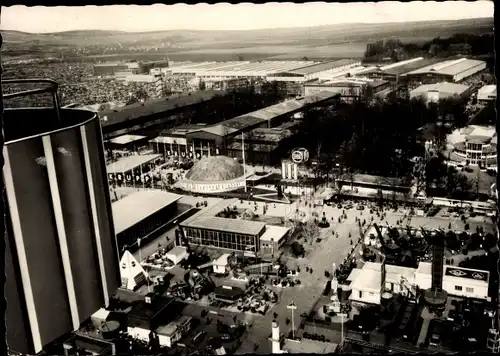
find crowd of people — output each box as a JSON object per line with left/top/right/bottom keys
{"left": 2, "top": 61, "right": 197, "bottom": 108}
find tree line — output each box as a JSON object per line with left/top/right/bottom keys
{"left": 294, "top": 94, "right": 476, "bottom": 199}
{"left": 363, "top": 33, "right": 494, "bottom": 62}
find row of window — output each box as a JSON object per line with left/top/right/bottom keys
{"left": 183, "top": 228, "right": 259, "bottom": 252}
{"left": 467, "top": 143, "right": 484, "bottom": 151}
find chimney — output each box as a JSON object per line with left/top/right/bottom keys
{"left": 272, "top": 320, "right": 281, "bottom": 354}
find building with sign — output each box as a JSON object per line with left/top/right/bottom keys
{"left": 179, "top": 199, "right": 289, "bottom": 256}
{"left": 106, "top": 154, "right": 163, "bottom": 186}
{"left": 176, "top": 156, "right": 249, "bottom": 194}
{"left": 112, "top": 191, "right": 182, "bottom": 252}
{"left": 347, "top": 261, "right": 490, "bottom": 306}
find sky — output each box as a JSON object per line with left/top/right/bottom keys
{"left": 1, "top": 1, "right": 494, "bottom": 33}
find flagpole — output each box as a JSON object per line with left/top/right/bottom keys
{"left": 242, "top": 133, "right": 247, "bottom": 193}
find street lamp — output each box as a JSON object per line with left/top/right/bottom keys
{"left": 287, "top": 301, "right": 298, "bottom": 339}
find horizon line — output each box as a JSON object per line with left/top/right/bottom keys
{"left": 2, "top": 16, "right": 493, "bottom": 35}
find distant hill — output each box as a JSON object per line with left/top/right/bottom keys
{"left": 2, "top": 17, "right": 493, "bottom": 48}
{"left": 1, "top": 17, "right": 493, "bottom": 61}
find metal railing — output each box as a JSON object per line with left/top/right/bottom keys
{"left": 2, "top": 78, "right": 62, "bottom": 123}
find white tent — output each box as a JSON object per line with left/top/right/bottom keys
{"left": 120, "top": 250, "right": 150, "bottom": 291}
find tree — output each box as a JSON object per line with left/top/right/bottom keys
{"left": 301, "top": 220, "right": 319, "bottom": 245}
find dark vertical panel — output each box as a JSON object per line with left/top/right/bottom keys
{"left": 4, "top": 207, "right": 35, "bottom": 355}
{"left": 6, "top": 140, "right": 72, "bottom": 345}
{"left": 84, "top": 121, "right": 121, "bottom": 296}
{"left": 51, "top": 128, "right": 103, "bottom": 321}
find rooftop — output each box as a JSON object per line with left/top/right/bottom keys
{"left": 181, "top": 198, "right": 266, "bottom": 236}
{"left": 182, "top": 216, "right": 265, "bottom": 236}
{"left": 166, "top": 246, "right": 188, "bottom": 258}
{"left": 260, "top": 225, "right": 290, "bottom": 243}
{"left": 350, "top": 265, "right": 381, "bottom": 292}
{"left": 214, "top": 253, "right": 232, "bottom": 266}
{"left": 64, "top": 334, "right": 114, "bottom": 354}
{"left": 383, "top": 58, "right": 443, "bottom": 76}
{"left": 156, "top": 323, "right": 177, "bottom": 337}
{"left": 106, "top": 153, "right": 161, "bottom": 173}
{"left": 411, "top": 82, "right": 470, "bottom": 96}
{"left": 100, "top": 90, "right": 222, "bottom": 127}
{"left": 282, "top": 338, "right": 338, "bottom": 354}
{"left": 288, "top": 59, "right": 358, "bottom": 75}
{"left": 185, "top": 156, "right": 245, "bottom": 181}
{"left": 406, "top": 58, "right": 485, "bottom": 76}
{"left": 337, "top": 173, "right": 407, "bottom": 188}
{"left": 478, "top": 84, "right": 496, "bottom": 96}
{"left": 112, "top": 190, "right": 181, "bottom": 234}
{"left": 108, "top": 134, "right": 147, "bottom": 145}
{"left": 225, "top": 91, "right": 340, "bottom": 128}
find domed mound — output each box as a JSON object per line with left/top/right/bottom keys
{"left": 186, "top": 156, "right": 245, "bottom": 181}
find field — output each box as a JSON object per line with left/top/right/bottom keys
{"left": 1, "top": 17, "right": 494, "bottom": 62}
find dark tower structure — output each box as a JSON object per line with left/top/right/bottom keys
{"left": 3, "top": 80, "right": 121, "bottom": 354}
{"left": 423, "top": 230, "right": 448, "bottom": 314}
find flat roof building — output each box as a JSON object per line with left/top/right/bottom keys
{"left": 106, "top": 153, "right": 162, "bottom": 176}
{"left": 112, "top": 191, "right": 181, "bottom": 251}
{"left": 410, "top": 82, "right": 471, "bottom": 103}
{"left": 105, "top": 134, "right": 150, "bottom": 152}
{"left": 477, "top": 85, "right": 496, "bottom": 103}
{"left": 405, "top": 58, "right": 487, "bottom": 83}
{"left": 180, "top": 198, "right": 290, "bottom": 257}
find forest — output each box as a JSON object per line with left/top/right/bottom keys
{"left": 363, "top": 33, "right": 494, "bottom": 63}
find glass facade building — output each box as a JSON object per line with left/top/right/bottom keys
{"left": 182, "top": 226, "right": 264, "bottom": 255}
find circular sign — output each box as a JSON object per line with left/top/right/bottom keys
{"left": 135, "top": 175, "right": 142, "bottom": 183}
{"left": 196, "top": 153, "right": 201, "bottom": 159}
{"left": 174, "top": 151, "right": 178, "bottom": 156}
{"left": 144, "top": 175, "right": 151, "bottom": 183}
{"left": 167, "top": 151, "right": 172, "bottom": 156}
{"left": 291, "top": 150, "right": 303, "bottom": 163}
{"left": 291, "top": 147, "right": 309, "bottom": 164}
{"left": 116, "top": 174, "right": 123, "bottom": 181}
{"left": 125, "top": 174, "right": 132, "bottom": 182}
{"left": 189, "top": 152, "right": 193, "bottom": 158}
{"left": 108, "top": 173, "right": 115, "bottom": 181}
{"left": 181, "top": 152, "right": 186, "bottom": 157}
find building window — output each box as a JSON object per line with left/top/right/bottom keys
{"left": 359, "top": 291, "right": 363, "bottom": 298}
{"left": 455, "top": 285, "right": 463, "bottom": 291}
{"left": 466, "top": 287, "right": 474, "bottom": 293}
